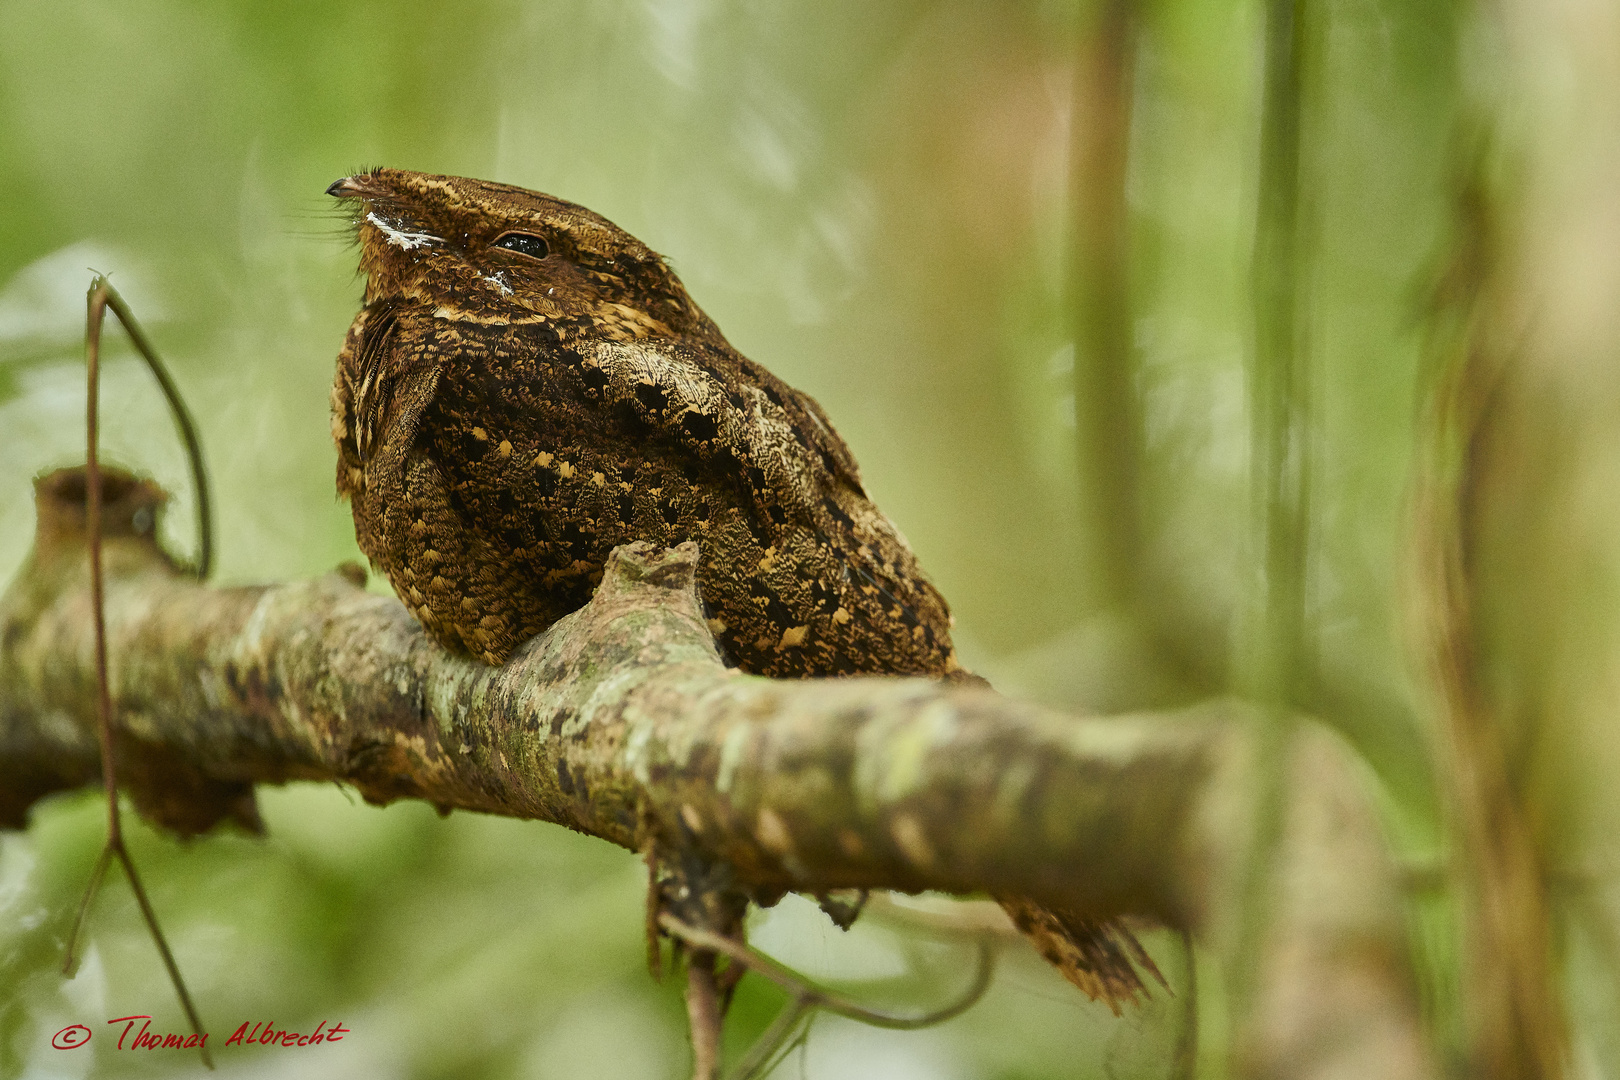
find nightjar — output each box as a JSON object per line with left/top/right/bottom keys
{"left": 327, "top": 168, "right": 961, "bottom": 680}
{"left": 326, "top": 168, "right": 1157, "bottom": 1008}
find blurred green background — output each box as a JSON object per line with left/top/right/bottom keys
{"left": 2, "top": 0, "right": 1618, "bottom": 1076}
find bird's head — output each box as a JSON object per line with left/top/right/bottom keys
{"left": 326, "top": 168, "right": 714, "bottom": 340}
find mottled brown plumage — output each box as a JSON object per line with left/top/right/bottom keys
{"left": 326, "top": 168, "right": 1157, "bottom": 1007}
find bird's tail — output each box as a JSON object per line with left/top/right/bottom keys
{"left": 996, "top": 895, "right": 1168, "bottom": 1014}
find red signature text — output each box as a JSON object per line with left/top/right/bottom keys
{"left": 51, "top": 1017, "right": 351, "bottom": 1051}
{"left": 225, "top": 1020, "right": 349, "bottom": 1047}
{"left": 107, "top": 1016, "right": 209, "bottom": 1050}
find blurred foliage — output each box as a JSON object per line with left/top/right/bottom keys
{"left": 2, "top": 0, "right": 1618, "bottom": 1076}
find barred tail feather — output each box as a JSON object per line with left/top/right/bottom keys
{"left": 995, "top": 895, "right": 1168, "bottom": 1014}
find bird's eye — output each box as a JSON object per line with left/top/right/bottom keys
{"left": 491, "top": 232, "right": 550, "bottom": 260}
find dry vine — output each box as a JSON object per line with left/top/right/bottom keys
{"left": 62, "top": 276, "right": 214, "bottom": 1067}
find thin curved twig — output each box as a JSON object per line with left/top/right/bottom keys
{"left": 859, "top": 893, "right": 1021, "bottom": 939}
{"left": 94, "top": 276, "right": 213, "bottom": 579}
{"left": 658, "top": 912, "right": 996, "bottom": 1031}
{"left": 60, "top": 842, "right": 112, "bottom": 978}
{"left": 60, "top": 279, "right": 212, "bottom": 1069}
{"left": 727, "top": 1000, "right": 814, "bottom": 1080}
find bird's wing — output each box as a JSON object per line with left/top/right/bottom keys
{"left": 579, "top": 337, "right": 862, "bottom": 529}
{"left": 578, "top": 335, "right": 959, "bottom": 675}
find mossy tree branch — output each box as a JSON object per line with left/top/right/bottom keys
{"left": 0, "top": 468, "right": 1434, "bottom": 1078}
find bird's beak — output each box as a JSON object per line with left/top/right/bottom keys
{"left": 326, "top": 176, "right": 367, "bottom": 199}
